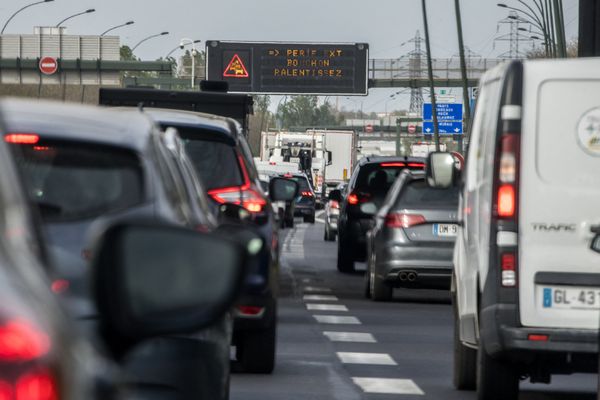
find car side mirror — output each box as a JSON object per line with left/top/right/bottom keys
{"left": 426, "top": 152, "right": 457, "bottom": 189}
{"left": 269, "top": 177, "right": 299, "bottom": 202}
{"left": 91, "top": 221, "right": 247, "bottom": 358}
{"left": 328, "top": 189, "right": 342, "bottom": 203}
{"left": 592, "top": 235, "right": 600, "bottom": 254}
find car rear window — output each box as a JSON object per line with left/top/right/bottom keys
{"left": 10, "top": 141, "right": 144, "bottom": 222}
{"left": 179, "top": 137, "right": 244, "bottom": 190}
{"left": 355, "top": 163, "right": 422, "bottom": 194}
{"left": 288, "top": 176, "right": 311, "bottom": 192}
{"left": 395, "top": 179, "right": 459, "bottom": 207}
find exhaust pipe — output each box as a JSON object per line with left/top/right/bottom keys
{"left": 398, "top": 272, "right": 408, "bottom": 281}
{"left": 407, "top": 272, "right": 417, "bottom": 282}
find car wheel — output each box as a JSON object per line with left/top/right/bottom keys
{"left": 476, "top": 336, "right": 519, "bottom": 400}
{"left": 371, "top": 270, "right": 392, "bottom": 301}
{"left": 336, "top": 239, "right": 354, "bottom": 273}
{"left": 285, "top": 217, "right": 294, "bottom": 229}
{"left": 304, "top": 214, "right": 315, "bottom": 224}
{"left": 453, "top": 299, "right": 476, "bottom": 390}
{"left": 237, "top": 317, "right": 276, "bottom": 374}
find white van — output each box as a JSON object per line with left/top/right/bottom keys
{"left": 448, "top": 58, "right": 600, "bottom": 399}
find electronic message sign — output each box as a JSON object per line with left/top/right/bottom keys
{"left": 206, "top": 41, "right": 369, "bottom": 95}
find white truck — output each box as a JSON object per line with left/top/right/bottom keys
{"left": 309, "top": 129, "right": 356, "bottom": 190}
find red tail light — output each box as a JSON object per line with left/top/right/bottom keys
{"left": 407, "top": 162, "right": 425, "bottom": 168}
{"left": 4, "top": 134, "right": 39, "bottom": 145}
{"left": 0, "top": 320, "right": 50, "bottom": 362}
{"left": 0, "top": 382, "right": 10, "bottom": 400}
{"left": 330, "top": 200, "right": 339, "bottom": 209}
{"left": 385, "top": 213, "right": 426, "bottom": 228}
{"left": 528, "top": 334, "right": 549, "bottom": 342}
{"left": 380, "top": 162, "right": 405, "bottom": 167}
{"left": 347, "top": 193, "right": 359, "bottom": 205}
{"left": 496, "top": 133, "right": 519, "bottom": 219}
{"left": 501, "top": 252, "right": 517, "bottom": 287}
{"left": 301, "top": 191, "right": 314, "bottom": 197}
{"left": 497, "top": 185, "right": 515, "bottom": 218}
{"left": 347, "top": 191, "right": 370, "bottom": 205}
{"left": 16, "top": 369, "right": 57, "bottom": 400}
{"left": 236, "top": 306, "right": 265, "bottom": 317}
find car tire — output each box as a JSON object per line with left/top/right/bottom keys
{"left": 336, "top": 239, "right": 354, "bottom": 273}
{"left": 237, "top": 318, "right": 276, "bottom": 374}
{"left": 364, "top": 264, "right": 372, "bottom": 299}
{"left": 453, "top": 302, "right": 476, "bottom": 390}
{"left": 285, "top": 217, "right": 294, "bottom": 229}
{"left": 324, "top": 225, "right": 336, "bottom": 241}
{"left": 371, "top": 270, "right": 392, "bottom": 301}
{"left": 304, "top": 214, "right": 315, "bottom": 224}
{"left": 476, "top": 337, "right": 519, "bottom": 400}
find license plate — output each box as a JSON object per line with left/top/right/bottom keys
{"left": 541, "top": 286, "right": 600, "bottom": 310}
{"left": 433, "top": 224, "right": 458, "bottom": 237}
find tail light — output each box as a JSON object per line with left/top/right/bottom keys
{"left": 236, "top": 306, "right": 265, "bottom": 318}
{"left": 0, "top": 319, "right": 58, "bottom": 400}
{"left": 496, "top": 133, "right": 519, "bottom": 219}
{"left": 301, "top": 191, "right": 314, "bottom": 197}
{"left": 500, "top": 252, "right": 517, "bottom": 287}
{"left": 330, "top": 200, "right": 339, "bottom": 209}
{"left": 207, "top": 153, "right": 267, "bottom": 213}
{"left": 4, "top": 134, "right": 39, "bottom": 145}
{"left": 347, "top": 191, "right": 370, "bottom": 205}
{"left": 385, "top": 213, "right": 426, "bottom": 228}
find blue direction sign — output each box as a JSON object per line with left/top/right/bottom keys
{"left": 423, "top": 103, "right": 463, "bottom": 121}
{"left": 423, "top": 121, "right": 463, "bottom": 135}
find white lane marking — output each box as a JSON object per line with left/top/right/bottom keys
{"left": 352, "top": 378, "right": 424, "bottom": 395}
{"left": 337, "top": 352, "right": 397, "bottom": 366}
{"left": 306, "top": 304, "right": 348, "bottom": 312}
{"left": 303, "top": 286, "right": 332, "bottom": 293}
{"left": 316, "top": 218, "right": 325, "bottom": 224}
{"left": 303, "top": 295, "right": 338, "bottom": 301}
{"left": 314, "top": 315, "right": 361, "bottom": 324}
{"left": 323, "top": 331, "right": 376, "bottom": 343}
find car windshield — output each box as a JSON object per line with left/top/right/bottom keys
{"left": 395, "top": 179, "right": 460, "bottom": 207}
{"left": 10, "top": 141, "right": 143, "bottom": 222}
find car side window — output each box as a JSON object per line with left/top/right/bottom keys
{"left": 153, "top": 138, "right": 189, "bottom": 223}
{"left": 238, "top": 137, "right": 259, "bottom": 181}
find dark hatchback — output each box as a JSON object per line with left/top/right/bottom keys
{"left": 365, "top": 170, "right": 460, "bottom": 301}
{"left": 281, "top": 173, "right": 316, "bottom": 224}
{"left": 336, "top": 156, "right": 425, "bottom": 272}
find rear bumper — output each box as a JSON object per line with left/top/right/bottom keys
{"left": 480, "top": 303, "right": 598, "bottom": 373}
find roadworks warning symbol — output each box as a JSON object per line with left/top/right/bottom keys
{"left": 223, "top": 54, "right": 249, "bottom": 78}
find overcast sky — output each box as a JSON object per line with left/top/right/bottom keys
{"left": 1, "top": 0, "right": 580, "bottom": 112}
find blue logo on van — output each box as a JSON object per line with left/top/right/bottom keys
{"left": 543, "top": 288, "right": 552, "bottom": 308}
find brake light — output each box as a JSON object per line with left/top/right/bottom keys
{"left": 347, "top": 191, "right": 370, "bottom": 205}
{"left": 501, "top": 252, "right": 517, "bottom": 287}
{"left": 236, "top": 306, "right": 265, "bottom": 317}
{"left": 347, "top": 193, "right": 359, "bottom": 205}
{"left": 407, "top": 162, "right": 425, "bottom": 168}
{"left": 4, "top": 134, "right": 39, "bottom": 145}
{"left": 497, "top": 185, "right": 515, "bottom": 218}
{"left": 16, "top": 369, "right": 57, "bottom": 400}
{"left": 0, "top": 382, "right": 10, "bottom": 400}
{"left": 330, "top": 200, "right": 339, "bottom": 209}
{"left": 301, "top": 191, "right": 314, "bottom": 197}
{"left": 495, "top": 133, "right": 519, "bottom": 219}
{"left": 528, "top": 334, "right": 549, "bottom": 342}
{"left": 208, "top": 186, "right": 267, "bottom": 213}
{"left": 380, "top": 162, "right": 405, "bottom": 167}
{"left": 385, "top": 213, "right": 426, "bottom": 228}
{"left": 0, "top": 320, "right": 50, "bottom": 362}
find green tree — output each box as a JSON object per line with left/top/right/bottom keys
{"left": 120, "top": 45, "right": 138, "bottom": 61}
{"left": 276, "top": 96, "right": 338, "bottom": 129}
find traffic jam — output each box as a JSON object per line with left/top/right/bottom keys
{"left": 0, "top": 1, "right": 599, "bottom": 400}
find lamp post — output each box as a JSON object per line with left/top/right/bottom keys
{"left": 131, "top": 31, "right": 169, "bottom": 52}
{"left": 101, "top": 21, "right": 134, "bottom": 36}
{"left": 2, "top": 0, "right": 54, "bottom": 34}
{"left": 180, "top": 38, "right": 198, "bottom": 88}
{"left": 421, "top": 0, "right": 440, "bottom": 151}
{"left": 165, "top": 39, "right": 201, "bottom": 59}
{"left": 56, "top": 9, "right": 96, "bottom": 28}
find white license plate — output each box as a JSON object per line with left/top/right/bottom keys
{"left": 433, "top": 224, "right": 458, "bottom": 237}
{"left": 541, "top": 286, "right": 600, "bottom": 310}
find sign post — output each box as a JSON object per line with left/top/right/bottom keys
{"left": 206, "top": 41, "right": 369, "bottom": 95}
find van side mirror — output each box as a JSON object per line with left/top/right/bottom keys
{"left": 91, "top": 221, "right": 247, "bottom": 357}
{"left": 426, "top": 152, "right": 457, "bottom": 189}
{"left": 269, "top": 177, "right": 299, "bottom": 202}
{"left": 328, "top": 189, "right": 342, "bottom": 203}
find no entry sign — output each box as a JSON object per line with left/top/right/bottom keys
{"left": 39, "top": 57, "right": 58, "bottom": 75}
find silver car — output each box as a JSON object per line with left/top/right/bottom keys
{"left": 323, "top": 183, "right": 346, "bottom": 241}
{"left": 365, "top": 170, "right": 459, "bottom": 301}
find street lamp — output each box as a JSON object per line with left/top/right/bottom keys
{"left": 180, "top": 38, "right": 199, "bottom": 88}
{"left": 1, "top": 0, "right": 54, "bottom": 34}
{"left": 131, "top": 31, "right": 169, "bottom": 52}
{"left": 56, "top": 9, "right": 96, "bottom": 28}
{"left": 165, "top": 39, "right": 201, "bottom": 58}
{"left": 101, "top": 21, "right": 134, "bottom": 36}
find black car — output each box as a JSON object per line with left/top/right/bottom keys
{"left": 364, "top": 170, "right": 460, "bottom": 301}
{"left": 2, "top": 98, "right": 231, "bottom": 399}
{"left": 335, "top": 156, "right": 425, "bottom": 272}
{"left": 281, "top": 173, "right": 316, "bottom": 224}
{"left": 0, "top": 101, "right": 251, "bottom": 400}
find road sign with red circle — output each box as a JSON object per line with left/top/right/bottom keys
{"left": 408, "top": 124, "right": 416, "bottom": 134}
{"left": 365, "top": 124, "right": 374, "bottom": 133}
{"left": 39, "top": 57, "right": 58, "bottom": 75}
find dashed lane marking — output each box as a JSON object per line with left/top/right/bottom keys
{"left": 351, "top": 378, "right": 424, "bottom": 395}
{"left": 337, "top": 352, "right": 397, "bottom": 366}
{"left": 303, "top": 294, "right": 338, "bottom": 301}
{"left": 303, "top": 286, "right": 332, "bottom": 293}
{"left": 323, "top": 331, "right": 376, "bottom": 343}
{"left": 313, "top": 315, "right": 361, "bottom": 324}
{"left": 306, "top": 304, "right": 348, "bottom": 312}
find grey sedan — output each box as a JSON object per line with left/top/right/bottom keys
{"left": 365, "top": 170, "right": 459, "bottom": 301}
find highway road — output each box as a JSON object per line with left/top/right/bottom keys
{"left": 231, "top": 217, "right": 597, "bottom": 400}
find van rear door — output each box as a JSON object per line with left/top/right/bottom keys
{"left": 519, "top": 59, "right": 600, "bottom": 329}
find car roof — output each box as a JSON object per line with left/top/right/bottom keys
{"left": 358, "top": 155, "right": 426, "bottom": 165}
{"left": 1, "top": 98, "right": 156, "bottom": 152}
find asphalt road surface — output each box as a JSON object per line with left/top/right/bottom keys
{"left": 231, "top": 216, "right": 597, "bottom": 400}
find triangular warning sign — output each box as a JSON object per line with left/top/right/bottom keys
{"left": 223, "top": 54, "right": 249, "bottom": 78}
